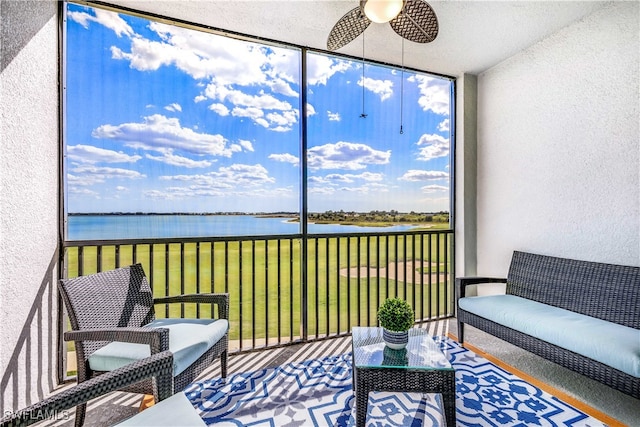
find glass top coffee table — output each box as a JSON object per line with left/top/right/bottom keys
{"left": 351, "top": 327, "right": 455, "bottom": 427}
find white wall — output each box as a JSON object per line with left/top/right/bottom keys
{"left": 0, "top": 0, "right": 60, "bottom": 413}
{"left": 476, "top": 1, "right": 639, "bottom": 275}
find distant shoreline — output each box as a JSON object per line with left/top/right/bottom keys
{"left": 68, "top": 212, "right": 298, "bottom": 217}
{"left": 68, "top": 212, "right": 449, "bottom": 229}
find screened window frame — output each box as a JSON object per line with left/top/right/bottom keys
{"left": 61, "top": 0, "right": 456, "bottom": 241}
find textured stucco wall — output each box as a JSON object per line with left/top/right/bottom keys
{"left": 476, "top": 1, "right": 640, "bottom": 276}
{"left": 0, "top": 0, "right": 59, "bottom": 413}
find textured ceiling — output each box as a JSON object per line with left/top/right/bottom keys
{"left": 107, "top": 0, "right": 610, "bottom": 77}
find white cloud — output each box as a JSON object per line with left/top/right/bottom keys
{"left": 408, "top": 75, "right": 450, "bottom": 115}
{"left": 438, "top": 119, "right": 450, "bottom": 132}
{"left": 67, "top": 144, "right": 141, "bottom": 164}
{"left": 232, "top": 106, "right": 265, "bottom": 121}
{"left": 254, "top": 117, "right": 270, "bottom": 129}
{"left": 416, "top": 133, "right": 450, "bottom": 161}
{"left": 112, "top": 22, "right": 274, "bottom": 85}
{"left": 207, "top": 82, "right": 293, "bottom": 111}
{"left": 111, "top": 37, "right": 178, "bottom": 72}
{"left": 270, "top": 126, "right": 290, "bottom": 133}
{"left": 421, "top": 184, "right": 449, "bottom": 193}
{"left": 308, "top": 186, "right": 335, "bottom": 195}
{"left": 358, "top": 77, "right": 393, "bottom": 101}
{"left": 307, "top": 174, "right": 390, "bottom": 197}
{"left": 399, "top": 170, "right": 449, "bottom": 182}
{"left": 159, "top": 174, "right": 232, "bottom": 189}
{"left": 327, "top": 111, "right": 341, "bottom": 121}
{"left": 209, "top": 83, "right": 298, "bottom": 130}
{"left": 160, "top": 163, "right": 275, "bottom": 190}
{"left": 68, "top": 187, "right": 100, "bottom": 197}
{"left": 228, "top": 143, "right": 244, "bottom": 153}
{"left": 128, "top": 25, "right": 291, "bottom": 84}
{"left": 146, "top": 152, "right": 213, "bottom": 168}
{"left": 209, "top": 103, "right": 230, "bottom": 116}
{"left": 307, "top": 54, "right": 353, "bottom": 85}
{"left": 269, "top": 153, "right": 299, "bottom": 166}
{"left": 328, "top": 183, "right": 389, "bottom": 195}
{"left": 268, "top": 78, "right": 298, "bottom": 97}
{"left": 70, "top": 166, "right": 146, "bottom": 185}
{"left": 92, "top": 114, "right": 233, "bottom": 157}
{"left": 311, "top": 171, "right": 384, "bottom": 185}
{"left": 307, "top": 141, "right": 391, "bottom": 170}
{"left": 238, "top": 140, "right": 254, "bottom": 152}
{"left": 330, "top": 174, "right": 357, "bottom": 183}
{"left": 143, "top": 189, "right": 182, "bottom": 200}
{"left": 97, "top": 16, "right": 302, "bottom": 133}
{"left": 68, "top": 8, "right": 134, "bottom": 37}
{"left": 306, "top": 103, "right": 317, "bottom": 117}
{"left": 164, "top": 103, "right": 182, "bottom": 112}
{"left": 144, "top": 184, "right": 296, "bottom": 201}
{"left": 67, "top": 173, "right": 104, "bottom": 186}
{"left": 265, "top": 110, "right": 299, "bottom": 131}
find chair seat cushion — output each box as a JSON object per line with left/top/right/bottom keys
{"left": 459, "top": 295, "right": 640, "bottom": 377}
{"left": 89, "top": 318, "right": 228, "bottom": 375}
{"left": 116, "top": 392, "right": 206, "bottom": 426}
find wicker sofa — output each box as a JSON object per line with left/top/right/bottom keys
{"left": 456, "top": 250, "right": 640, "bottom": 399}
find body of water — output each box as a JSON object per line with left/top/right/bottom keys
{"left": 67, "top": 214, "right": 419, "bottom": 240}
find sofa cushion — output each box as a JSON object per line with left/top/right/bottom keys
{"left": 89, "top": 318, "right": 229, "bottom": 375}
{"left": 459, "top": 295, "right": 640, "bottom": 378}
{"left": 116, "top": 392, "right": 206, "bottom": 426}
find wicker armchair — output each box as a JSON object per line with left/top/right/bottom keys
{"left": 58, "top": 264, "right": 229, "bottom": 427}
{"left": 0, "top": 351, "right": 174, "bottom": 427}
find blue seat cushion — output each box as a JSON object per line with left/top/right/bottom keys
{"left": 89, "top": 318, "right": 228, "bottom": 375}
{"left": 116, "top": 392, "right": 206, "bottom": 426}
{"left": 459, "top": 295, "right": 640, "bottom": 378}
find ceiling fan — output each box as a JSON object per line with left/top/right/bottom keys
{"left": 327, "top": 0, "right": 439, "bottom": 51}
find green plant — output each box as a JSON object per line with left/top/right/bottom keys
{"left": 377, "top": 298, "right": 414, "bottom": 332}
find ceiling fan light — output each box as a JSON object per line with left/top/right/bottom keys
{"left": 363, "top": 0, "right": 404, "bottom": 24}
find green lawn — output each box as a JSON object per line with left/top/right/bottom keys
{"left": 64, "top": 229, "right": 454, "bottom": 343}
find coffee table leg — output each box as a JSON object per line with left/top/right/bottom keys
{"left": 443, "top": 372, "right": 456, "bottom": 427}
{"left": 355, "top": 367, "right": 368, "bottom": 427}
{"left": 352, "top": 360, "right": 357, "bottom": 392}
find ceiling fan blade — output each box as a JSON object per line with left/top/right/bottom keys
{"left": 389, "top": 0, "right": 439, "bottom": 44}
{"left": 327, "top": 7, "right": 371, "bottom": 51}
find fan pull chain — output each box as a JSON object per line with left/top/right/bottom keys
{"left": 400, "top": 38, "right": 404, "bottom": 134}
{"left": 360, "top": 33, "right": 367, "bottom": 118}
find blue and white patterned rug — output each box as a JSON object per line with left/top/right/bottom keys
{"left": 185, "top": 337, "right": 607, "bottom": 426}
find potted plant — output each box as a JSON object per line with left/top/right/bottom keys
{"left": 377, "top": 297, "right": 414, "bottom": 349}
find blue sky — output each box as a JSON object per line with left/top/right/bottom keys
{"left": 64, "top": 3, "right": 452, "bottom": 214}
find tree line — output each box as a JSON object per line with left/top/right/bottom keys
{"left": 308, "top": 210, "right": 449, "bottom": 224}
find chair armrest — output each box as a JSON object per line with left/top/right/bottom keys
{"left": 154, "top": 293, "right": 229, "bottom": 320}
{"left": 455, "top": 277, "right": 507, "bottom": 299}
{"left": 0, "top": 351, "right": 174, "bottom": 427}
{"left": 64, "top": 327, "right": 170, "bottom": 354}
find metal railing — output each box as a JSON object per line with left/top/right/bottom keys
{"left": 62, "top": 229, "right": 454, "bottom": 353}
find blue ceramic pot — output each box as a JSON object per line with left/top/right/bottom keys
{"left": 383, "top": 328, "right": 409, "bottom": 350}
